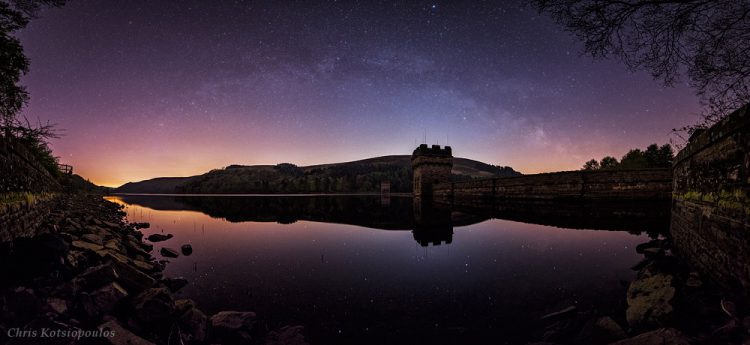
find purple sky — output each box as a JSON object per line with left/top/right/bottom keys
{"left": 16, "top": 0, "right": 701, "bottom": 186}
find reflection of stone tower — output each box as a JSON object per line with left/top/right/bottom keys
{"left": 411, "top": 144, "right": 453, "bottom": 198}
{"left": 412, "top": 198, "right": 453, "bottom": 246}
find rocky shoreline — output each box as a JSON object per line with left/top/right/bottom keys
{"left": 531, "top": 237, "right": 750, "bottom": 345}
{"left": 0, "top": 194, "right": 307, "bottom": 345}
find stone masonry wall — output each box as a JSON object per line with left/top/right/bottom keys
{"left": 671, "top": 103, "right": 750, "bottom": 296}
{"left": 0, "top": 135, "right": 62, "bottom": 242}
{"left": 0, "top": 194, "right": 57, "bottom": 242}
{"left": 0, "top": 136, "right": 61, "bottom": 194}
{"left": 432, "top": 169, "right": 672, "bottom": 201}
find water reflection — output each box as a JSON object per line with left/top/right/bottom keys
{"left": 108, "top": 194, "right": 670, "bottom": 344}
{"left": 113, "top": 194, "right": 669, "bottom": 245}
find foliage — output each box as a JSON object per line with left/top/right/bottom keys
{"left": 0, "top": 0, "right": 65, "bottom": 175}
{"left": 582, "top": 159, "right": 599, "bottom": 171}
{"left": 582, "top": 144, "right": 673, "bottom": 170}
{"left": 533, "top": 0, "right": 750, "bottom": 132}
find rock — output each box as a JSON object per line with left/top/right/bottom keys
{"left": 6, "top": 287, "right": 41, "bottom": 321}
{"left": 101, "top": 220, "right": 120, "bottom": 229}
{"left": 609, "top": 328, "right": 689, "bottom": 345}
{"left": 642, "top": 247, "right": 665, "bottom": 259}
{"left": 95, "top": 248, "right": 131, "bottom": 263}
{"left": 175, "top": 299, "right": 198, "bottom": 315}
{"left": 593, "top": 316, "right": 627, "bottom": 341}
{"left": 73, "top": 264, "right": 119, "bottom": 291}
{"left": 264, "top": 325, "right": 308, "bottom": 345}
{"left": 105, "top": 254, "right": 156, "bottom": 292}
{"left": 82, "top": 233, "right": 104, "bottom": 245}
{"left": 626, "top": 273, "right": 675, "bottom": 328}
{"left": 130, "top": 287, "right": 175, "bottom": 325}
{"left": 141, "top": 242, "right": 153, "bottom": 252}
{"left": 635, "top": 239, "right": 663, "bottom": 254}
{"left": 147, "top": 233, "right": 173, "bottom": 242}
{"left": 36, "top": 233, "right": 70, "bottom": 258}
{"left": 79, "top": 282, "right": 128, "bottom": 319}
{"left": 99, "top": 320, "right": 156, "bottom": 345}
{"left": 131, "top": 259, "right": 155, "bottom": 272}
{"left": 685, "top": 272, "right": 702, "bottom": 288}
{"left": 47, "top": 297, "right": 68, "bottom": 315}
{"left": 104, "top": 239, "right": 126, "bottom": 253}
{"left": 540, "top": 305, "right": 577, "bottom": 320}
{"left": 210, "top": 311, "right": 261, "bottom": 344}
{"left": 71, "top": 240, "right": 105, "bottom": 253}
{"left": 160, "top": 247, "right": 179, "bottom": 258}
{"left": 164, "top": 277, "right": 189, "bottom": 292}
{"left": 133, "top": 222, "right": 151, "bottom": 229}
{"left": 181, "top": 244, "right": 193, "bottom": 256}
{"left": 178, "top": 305, "right": 208, "bottom": 343}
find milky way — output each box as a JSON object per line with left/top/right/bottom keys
{"left": 17, "top": 0, "right": 700, "bottom": 186}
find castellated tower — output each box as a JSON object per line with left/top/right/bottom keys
{"left": 411, "top": 144, "right": 453, "bottom": 198}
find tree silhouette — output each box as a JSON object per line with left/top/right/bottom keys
{"left": 0, "top": 0, "right": 64, "bottom": 133}
{"left": 582, "top": 159, "right": 600, "bottom": 170}
{"left": 533, "top": 0, "right": 750, "bottom": 130}
{"left": 599, "top": 156, "right": 619, "bottom": 169}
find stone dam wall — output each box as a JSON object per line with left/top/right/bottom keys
{"left": 0, "top": 136, "right": 60, "bottom": 194}
{"left": 0, "top": 135, "right": 61, "bottom": 242}
{"left": 671, "top": 103, "right": 750, "bottom": 296}
{"left": 432, "top": 169, "right": 673, "bottom": 201}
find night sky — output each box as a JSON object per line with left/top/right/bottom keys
{"left": 17, "top": 0, "right": 701, "bottom": 187}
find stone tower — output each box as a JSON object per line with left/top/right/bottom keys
{"left": 411, "top": 144, "right": 453, "bottom": 198}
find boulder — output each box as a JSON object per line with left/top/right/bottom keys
{"left": 181, "top": 244, "right": 193, "bottom": 256}
{"left": 147, "top": 233, "right": 173, "bottom": 242}
{"left": 104, "top": 239, "right": 126, "bottom": 253}
{"left": 178, "top": 305, "right": 208, "bottom": 343}
{"left": 133, "top": 222, "right": 151, "bottom": 229}
{"left": 164, "top": 277, "right": 189, "bottom": 292}
{"left": 81, "top": 233, "right": 104, "bottom": 245}
{"left": 264, "top": 325, "right": 308, "bottom": 345}
{"left": 98, "top": 320, "right": 156, "bottom": 345}
{"left": 47, "top": 297, "right": 68, "bottom": 315}
{"left": 609, "top": 328, "right": 689, "bottom": 345}
{"left": 635, "top": 239, "right": 663, "bottom": 254}
{"left": 73, "top": 264, "right": 118, "bottom": 291}
{"left": 210, "top": 311, "right": 262, "bottom": 344}
{"left": 593, "top": 316, "right": 627, "bottom": 342}
{"left": 175, "top": 299, "right": 198, "bottom": 315}
{"left": 130, "top": 287, "right": 175, "bottom": 326}
{"left": 105, "top": 255, "right": 156, "bottom": 292}
{"left": 642, "top": 247, "right": 665, "bottom": 259}
{"left": 131, "top": 259, "right": 155, "bottom": 273}
{"left": 160, "top": 247, "right": 180, "bottom": 258}
{"left": 79, "top": 282, "right": 128, "bottom": 319}
{"left": 72, "top": 240, "right": 105, "bottom": 253}
{"left": 626, "top": 273, "right": 675, "bottom": 328}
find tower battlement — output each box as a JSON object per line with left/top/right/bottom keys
{"left": 412, "top": 144, "right": 452, "bottom": 159}
{"left": 412, "top": 144, "right": 453, "bottom": 198}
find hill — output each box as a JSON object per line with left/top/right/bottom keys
{"left": 115, "top": 155, "right": 520, "bottom": 194}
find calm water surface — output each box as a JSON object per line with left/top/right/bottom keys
{"left": 107, "top": 195, "right": 667, "bottom": 344}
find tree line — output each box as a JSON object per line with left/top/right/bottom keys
{"left": 582, "top": 144, "right": 674, "bottom": 171}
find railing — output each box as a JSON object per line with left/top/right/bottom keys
{"left": 58, "top": 164, "right": 73, "bottom": 175}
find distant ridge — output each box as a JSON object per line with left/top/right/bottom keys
{"left": 115, "top": 155, "right": 520, "bottom": 194}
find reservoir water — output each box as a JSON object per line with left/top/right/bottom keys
{"left": 107, "top": 195, "right": 669, "bottom": 344}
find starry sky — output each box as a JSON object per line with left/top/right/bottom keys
{"left": 16, "top": 0, "right": 701, "bottom": 187}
